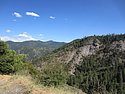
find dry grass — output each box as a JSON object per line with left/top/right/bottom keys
{"left": 0, "top": 74, "right": 85, "bottom": 94}
{"left": 0, "top": 75, "right": 11, "bottom": 85}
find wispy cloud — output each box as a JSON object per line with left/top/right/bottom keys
{"left": 26, "top": 12, "right": 40, "bottom": 17}
{"left": 18, "top": 32, "right": 36, "bottom": 41}
{"left": 39, "top": 34, "right": 43, "bottom": 36}
{"left": 12, "top": 12, "right": 22, "bottom": 18}
{"left": 0, "top": 32, "right": 37, "bottom": 42}
{"left": 49, "top": 16, "right": 56, "bottom": 19}
{"left": 5, "top": 29, "right": 11, "bottom": 33}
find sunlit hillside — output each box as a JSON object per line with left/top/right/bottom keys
{"left": 0, "top": 75, "right": 85, "bottom": 94}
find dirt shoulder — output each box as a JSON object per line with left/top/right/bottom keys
{"left": 0, "top": 75, "right": 85, "bottom": 94}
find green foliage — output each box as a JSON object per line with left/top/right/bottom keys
{"left": 32, "top": 34, "right": 125, "bottom": 93}
{"left": 0, "top": 41, "right": 8, "bottom": 55}
{"left": 0, "top": 62, "right": 14, "bottom": 74}
{"left": 68, "top": 46, "right": 125, "bottom": 94}
{"left": 14, "top": 62, "right": 40, "bottom": 78}
{"left": 0, "top": 41, "right": 28, "bottom": 74}
{"left": 40, "top": 63, "right": 69, "bottom": 87}
{"left": 53, "top": 34, "right": 125, "bottom": 53}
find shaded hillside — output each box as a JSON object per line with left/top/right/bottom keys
{"left": 7, "top": 40, "right": 66, "bottom": 61}
{"left": 35, "top": 34, "right": 125, "bottom": 94}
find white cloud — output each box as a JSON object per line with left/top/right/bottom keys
{"left": 5, "top": 29, "right": 11, "bottom": 33}
{"left": 0, "top": 36, "right": 11, "bottom": 41}
{"left": 49, "top": 16, "right": 56, "bottom": 19}
{"left": 26, "top": 12, "right": 40, "bottom": 17}
{"left": 0, "top": 32, "right": 37, "bottom": 42}
{"left": 39, "top": 34, "right": 43, "bottom": 36}
{"left": 12, "top": 12, "right": 22, "bottom": 18}
{"left": 18, "top": 32, "right": 36, "bottom": 41}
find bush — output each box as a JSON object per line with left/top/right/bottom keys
{"left": 40, "top": 63, "right": 69, "bottom": 87}
{"left": 0, "top": 41, "right": 28, "bottom": 74}
{"left": 0, "top": 62, "right": 14, "bottom": 74}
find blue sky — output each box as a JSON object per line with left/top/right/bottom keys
{"left": 0, "top": 0, "right": 125, "bottom": 42}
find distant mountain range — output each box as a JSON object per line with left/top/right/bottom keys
{"left": 7, "top": 40, "right": 66, "bottom": 61}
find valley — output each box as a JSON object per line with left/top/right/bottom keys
{"left": 1, "top": 34, "right": 125, "bottom": 94}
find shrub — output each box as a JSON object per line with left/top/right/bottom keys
{"left": 40, "top": 63, "right": 69, "bottom": 87}
{"left": 0, "top": 41, "right": 27, "bottom": 74}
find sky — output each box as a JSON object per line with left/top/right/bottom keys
{"left": 0, "top": 0, "right": 125, "bottom": 42}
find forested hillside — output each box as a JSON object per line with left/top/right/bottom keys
{"left": 7, "top": 41, "right": 66, "bottom": 61}
{"left": 0, "top": 40, "right": 84, "bottom": 94}
{"left": 35, "top": 34, "right": 125, "bottom": 94}
{"left": 1, "top": 34, "right": 125, "bottom": 94}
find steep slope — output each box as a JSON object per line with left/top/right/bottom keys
{"left": 7, "top": 40, "right": 66, "bottom": 61}
{"left": 35, "top": 38, "right": 95, "bottom": 66}
{"left": 34, "top": 34, "right": 121, "bottom": 68}
{"left": 35, "top": 34, "right": 125, "bottom": 66}
{"left": 34, "top": 34, "right": 125, "bottom": 93}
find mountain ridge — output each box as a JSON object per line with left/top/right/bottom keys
{"left": 7, "top": 40, "right": 66, "bottom": 61}
{"left": 34, "top": 34, "right": 125, "bottom": 93}
{"left": 34, "top": 34, "right": 125, "bottom": 71}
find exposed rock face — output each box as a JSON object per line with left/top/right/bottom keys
{"left": 111, "top": 40, "right": 125, "bottom": 50}
{"left": 66, "top": 44, "right": 100, "bottom": 65}
{"left": 58, "top": 39, "right": 101, "bottom": 65}
{"left": 36, "top": 35, "right": 125, "bottom": 73}
{"left": 37, "top": 38, "right": 101, "bottom": 74}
